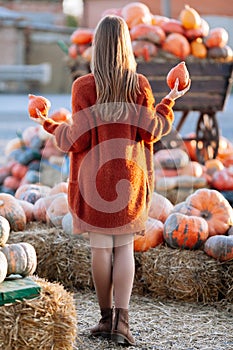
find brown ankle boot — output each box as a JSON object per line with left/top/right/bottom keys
{"left": 90, "top": 308, "right": 113, "bottom": 339}
{"left": 112, "top": 308, "right": 135, "bottom": 346}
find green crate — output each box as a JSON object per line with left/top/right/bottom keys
{"left": 0, "top": 275, "right": 41, "bottom": 306}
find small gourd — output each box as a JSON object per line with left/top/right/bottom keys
{"left": 179, "top": 5, "right": 202, "bottom": 30}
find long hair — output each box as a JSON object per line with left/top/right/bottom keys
{"left": 91, "top": 15, "right": 140, "bottom": 121}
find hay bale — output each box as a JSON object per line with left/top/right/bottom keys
{"left": 0, "top": 277, "right": 77, "bottom": 350}
{"left": 139, "top": 244, "right": 226, "bottom": 302}
{"left": 8, "top": 223, "right": 93, "bottom": 292}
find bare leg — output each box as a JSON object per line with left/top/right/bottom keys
{"left": 89, "top": 233, "right": 114, "bottom": 308}
{"left": 112, "top": 234, "right": 135, "bottom": 309}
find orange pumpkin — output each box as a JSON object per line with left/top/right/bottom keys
{"left": 11, "top": 163, "right": 28, "bottom": 179}
{"left": 28, "top": 94, "right": 51, "bottom": 118}
{"left": 70, "top": 28, "right": 93, "bottom": 45}
{"left": 132, "top": 40, "right": 157, "bottom": 60}
{"left": 205, "top": 27, "right": 229, "bottom": 48}
{"left": 179, "top": 4, "right": 201, "bottom": 30}
{"left": 0, "top": 193, "right": 26, "bottom": 231}
{"left": 210, "top": 168, "right": 233, "bottom": 191}
{"left": 121, "top": 2, "right": 152, "bottom": 29}
{"left": 173, "top": 188, "right": 233, "bottom": 236}
{"left": 33, "top": 193, "right": 64, "bottom": 222}
{"left": 130, "top": 23, "right": 166, "bottom": 44}
{"left": 134, "top": 217, "right": 164, "bottom": 252}
{"left": 160, "top": 19, "right": 185, "bottom": 35}
{"left": 3, "top": 175, "right": 21, "bottom": 191}
{"left": 49, "top": 108, "right": 71, "bottom": 123}
{"left": 162, "top": 33, "right": 191, "bottom": 60}
{"left": 46, "top": 193, "right": 69, "bottom": 227}
{"left": 204, "top": 235, "right": 233, "bottom": 262}
{"left": 1, "top": 242, "right": 37, "bottom": 277}
{"left": 163, "top": 212, "right": 209, "bottom": 249}
{"left": 17, "top": 199, "right": 35, "bottom": 222}
{"left": 167, "top": 61, "right": 190, "bottom": 91}
{"left": 49, "top": 182, "right": 68, "bottom": 195}
{"left": 0, "top": 216, "right": 10, "bottom": 246}
{"left": 148, "top": 192, "right": 174, "bottom": 223}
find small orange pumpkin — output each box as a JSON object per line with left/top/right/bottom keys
{"left": 148, "top": 192, "right": 174, "bottom": 223}
{"left": 70, "top": 28, "right": 93, "bottom": 45}
{"left": 121, "top": 2, "right": 152, "bottom": 29}
{"left": 205, "top": 27, "right": 229, "bottom": 48}
{"left": 162, "top": 33, "right": 191, "bottom": 60}
{"left": 167, "top": 61, "right": 190, "bottom": 91}
{"left": 134, "top": 217, "right": 164, "bottom": 252}
{"left": 163, "top": 212, "right": 209, "bottom": 250}
{"left": 28, "top": 94, "right": 51, "bottom": 118}
{"left": 204, "top": 235, "right": 233, "bottom": 262}
{"left": 130, "top": 23, "right": 166, "bottom": 44}
{"left": 49, "top": 108, "right": 71, "bottom": 123}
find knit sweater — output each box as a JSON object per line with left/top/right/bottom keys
{"left": 43, "top": 73, "right": 175, "bottom": 234}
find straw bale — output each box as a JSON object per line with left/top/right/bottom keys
{"left": 8, "top": 223, "right": 233, "bottom": 303}
{"left": 8, "top": 223, "right": 94, "bottom": 292}
{"left": 139, "top": 244, "right": 227, "bottom": 303}
{"left": 0, "top": 277, "right": 77, "bottom": 350}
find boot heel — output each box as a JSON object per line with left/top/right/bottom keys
{"left": 111, "top": 332, "right": 126, "bottom": 344}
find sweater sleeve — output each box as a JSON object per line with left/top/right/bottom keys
{"left": 137, "top": 75, "right": 175, "bottom": 143}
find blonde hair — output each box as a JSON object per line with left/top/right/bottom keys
{"left": 91, "top": 15, "right": 140, "bottom": 121}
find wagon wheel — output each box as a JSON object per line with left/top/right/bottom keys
{"left": 195, "top": 112, "right": 219, "bottom": 164}
{"left": 153, "top": 127, "right": 183, "bottom": 153}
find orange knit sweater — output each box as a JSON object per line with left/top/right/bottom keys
{"left": 43, "top": 73, "right": 175, "bottom": 234}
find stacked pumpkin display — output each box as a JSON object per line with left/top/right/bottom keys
{"left": 0, "top": 215, "right": 37, "bottom": 283}
{"left": 135, "top": 187, "right": 233, "bottom": 262}
{"left": 65, "top": 2, "right": 233, "bottom": 64}
{"left": 0, "top": 96, "right": 71, "bottom": 196}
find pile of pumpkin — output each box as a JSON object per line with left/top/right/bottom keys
{"left": 0, "top": 106, "right": 71, "bottom": 196}
{"left": 67, "top": 1, "right": 233, "bottom": 63}
{"left": 153, "top": 135, "right": 233, "bottom": 203}
{"left": 0, "top": 215, "right": 37, "bottom": 283}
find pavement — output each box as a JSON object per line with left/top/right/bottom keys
{"left": 0, "top": 92, "right": 232, "bottom": 164}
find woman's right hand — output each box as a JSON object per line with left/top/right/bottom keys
{"left": 166, "top": 78, "right": 191, "bottom": 101}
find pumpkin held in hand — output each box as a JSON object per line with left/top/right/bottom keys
{"left": 28, "top": 94, "right": 51, "bottom": 118}
{"left": 167, "top": 61, "right": 190, "bottom": 91}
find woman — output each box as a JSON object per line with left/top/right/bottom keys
{"left": 30, "top": 15, "right": 190, "bottom": 347}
